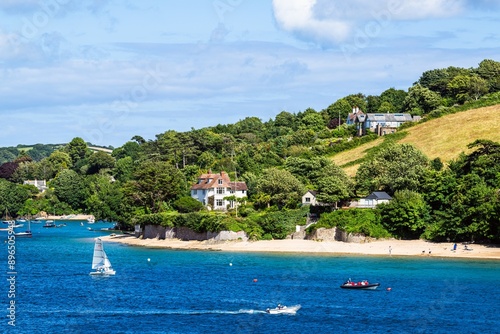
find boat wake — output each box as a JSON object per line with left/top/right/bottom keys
{"left": 34, "top": 309, "right": 268, "bottom": 315}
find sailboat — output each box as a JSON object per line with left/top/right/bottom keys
{"left": 15, "top": 219, "right": 32, "bottom": 237}
{"left": 90, "top": 238, "right": 115, "bottom": 276}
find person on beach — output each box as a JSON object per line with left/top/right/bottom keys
{"left": 389, "top": 246, "right": 392, "bottom": 255}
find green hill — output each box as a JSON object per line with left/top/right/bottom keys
{"left": 333, "top": 104, "right": 500, "bottom": 176}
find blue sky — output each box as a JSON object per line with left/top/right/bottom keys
{"left": 0, "top": 0, "right": 499, "bottom": 148}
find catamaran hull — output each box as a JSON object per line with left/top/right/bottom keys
{"left": 90, "top": 270, "right": 116, "bottom": 276}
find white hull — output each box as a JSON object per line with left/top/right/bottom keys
{"left": 90, "top": 269, "right": 116, "bottom": 276}
{"left": 266, "top": 305, "right": 300, "bottom": 314}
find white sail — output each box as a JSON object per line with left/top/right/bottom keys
{"left": 90, "top": 238, "right": 115, "bottom": 275}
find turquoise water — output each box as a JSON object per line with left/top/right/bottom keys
{"left": 2, "top": 222, "right": 500, "bottom": 333}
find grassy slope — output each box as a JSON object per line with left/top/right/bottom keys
{"left": 333, "top": 104, "right": 500, "bottom": 176}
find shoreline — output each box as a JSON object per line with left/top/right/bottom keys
{"left": 101, "top": 235, "right": 500, "bottom": 260}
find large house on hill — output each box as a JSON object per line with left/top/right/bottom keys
{"left": 346, "top": 107, "right": 421, "bottom": 136}
{"left": 190, "top": 171, "right": 247, "bottom": 211}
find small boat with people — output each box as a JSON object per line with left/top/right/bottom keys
{"left": 340, "top": 278, "right": 380, "bottom": 290}
{"left": 265, "top": 304, "right": 301, "bottom": 314}
{"left": 43, "top": 220, "right": 56, "bottom": 228}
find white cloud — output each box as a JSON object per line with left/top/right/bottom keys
{"left": 272, "top": 0, "right": 466, "bottom": 46}
{"left": 272, "top": 0, "right": 351, "bottom": 46}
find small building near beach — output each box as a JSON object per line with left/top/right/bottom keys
{"left": 302, "top": 190, "right": 318, "bottom": 206}
{"left": 355, "top": 191, "right": 392, "bottom": 209}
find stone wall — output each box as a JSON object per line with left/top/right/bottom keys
{"left": 140, "top": 224, "right": 248, "bottom": 242}
{"left": 306, "top": 227, "right": 366, "bottom": 243}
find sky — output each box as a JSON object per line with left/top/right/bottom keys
{"left": 0, "top": 0, "right": 499, "bottom": 148}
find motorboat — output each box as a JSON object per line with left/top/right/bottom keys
{"left": 14, "top": 230, "right": 32, "bottom": 237}
{"left": 265, "top": 304, "right": 300, "bottom": 314}
{"left": 340, "top": 279, "right": 380, "bottom": 290}
{"left": 43, "top": 220, "right": 56, "bottom": 228}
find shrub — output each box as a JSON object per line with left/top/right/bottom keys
{"left": 173, "top": 196, "right": 204, "bottom": 213}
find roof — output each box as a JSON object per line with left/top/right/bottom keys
{"left": 190, "top": 171, "right": 247, "bottom": 191}
{"left": 304, "top": 190, "right": 317, "bottom": 196}
{"left": 365, "top": 191, "right": 392, "bottom": 200}
{"left": 365, "top": 113, "right": 414, "bottom": 122}
{"left": 347, "top": 109, "right": 365, "bottom": 123}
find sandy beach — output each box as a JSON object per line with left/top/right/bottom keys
{"left": 102, "top": 235, "right": 500, "bottom": 260}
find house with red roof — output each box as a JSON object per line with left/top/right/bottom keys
{"left": 190, "top": 171, "right": 248, "bottom": 211}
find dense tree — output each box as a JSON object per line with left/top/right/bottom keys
{"left": 124, "top": 160, "right": 187, "bottom": 213}
{"left": 316, "top": 176, "right": 351, "bottom": 209}
{"left": 379, "top": 190, "right": 430, "bottom": 239}
{"left": 87, "top": 151, "right": 116, "bottom": 175}
{"left": 255, "top": 168, "right": 305, "bottom": 209}
{"left": 112, "top": 141, "right": 142, "bottom": 161}
{"left": 447, "top": 74, "right": 488, "bottom": 103}
{"left": 50, "top": 169, "right": 87, "bottom": 210}
{"left": 64, "top": 137, "right": 89, "bottom": 167}
{"left": 274, "top": 111, "right": 297, "bottom": 129}
{"left": 0, "top": 179, "right": 35, "bottom": 217}
{"left": 476, "top": 59, "right": 500, "bottom": 92}
{"left": 355, "top": 143, "right": 429, "bottom": 195}
{"left": 365, "top": 95, "right": 381, "bottom": 112}
{"left": 300, "top": 112, "right": 326, "bottom": 132}
{"left": 416, "top": 66, "right": 472, "bottom": 97}
{"left": 379, "top": 88, "right": 407, "bottom": 113}
{"left": 402, "top": 84, "right": 442, "bottom": 115}
{"left": 322, "top": 98, "right": 352, "bottom": 128}
{"left": 85, "top": 174, "right": 123, "bottom": 221}
{"left": 344, "top": 93, "right": 367, "bottom": 112}
{"left": 0, "top": 161, "right": 19, "bottom": 181}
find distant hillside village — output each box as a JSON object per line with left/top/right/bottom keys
{"left": 1, "top": 59, "right": 500, "bottom": 244}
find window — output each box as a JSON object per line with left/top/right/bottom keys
{"left": 216, "top": 199, "right": 223, "bottom": 207}
{"left": 305, "top": 197, "right": 311, "bottom": 203}
{"left": 193, "top": 190, "right": 197, "bottom": 195}
{"left": 218, "top": 179, "right": 223, "bottom": 185}
{"left": 217, "top": 187, "right": 224, "bottom": 194}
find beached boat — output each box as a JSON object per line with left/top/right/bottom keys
{"left": 340, "top": 279, "right": 380, "bottom": 290}
{"left": 90, "top": 238, "right": 115, "bottom": 276}
{"left": 265, "top": 304, "right": 300, "bottom": 314}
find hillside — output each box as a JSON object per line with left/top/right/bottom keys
{"left": 332, "top": 104, "right": 500, "bottom": 176}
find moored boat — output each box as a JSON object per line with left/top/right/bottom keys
{"left": 340, "top": 279, "right": 380, "bottom": 290}
{"left": 43, "top": 220, "right": 56, "bottom": 228}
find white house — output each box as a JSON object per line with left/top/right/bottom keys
{"left": 302, "top": 190, "right": 318, "bottom": 206}
{"left": 190, "top": 171, "right": 247, "bottom": 211}
{"left": 356, "top": 191, "right": 392, "bottom": 208}
{"left": 23, "top": 179, "right": 48, "bottom": 192}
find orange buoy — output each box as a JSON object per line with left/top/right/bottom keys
{"left": 253, "top": 279, "right": 258, "bottom": 282}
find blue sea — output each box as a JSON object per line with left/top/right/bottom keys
{"left": 1, "top": 221, "right": 499, "bottom": 334}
